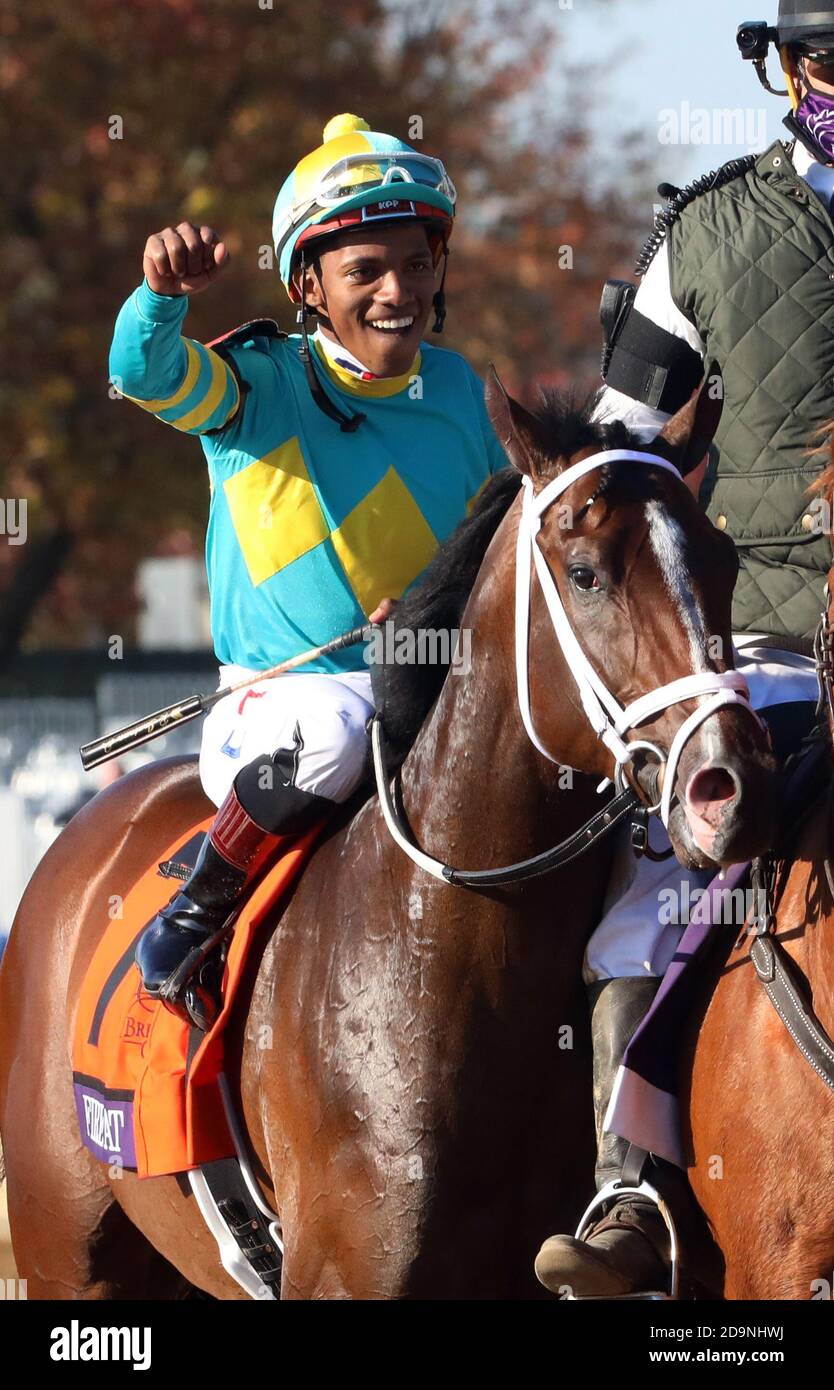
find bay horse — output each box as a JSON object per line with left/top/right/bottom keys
{"left": 683, "top": 455, "right": 834, "bottom": 1301}
{"left": 0, "top": 373, "right": 777, "bottom": 1299}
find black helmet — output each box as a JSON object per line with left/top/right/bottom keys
{"left": 777, "top": 0, "right": 834, "bottom": 48}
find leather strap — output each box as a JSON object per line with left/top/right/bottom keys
{"left": 372, "top": 715, "right": 642, "bottom": 888}
{"left": 751, "top": 933, "right": 834, "bottom": 1094}
{"left": 443, "top": 783, "right": 642, "bottom": 888}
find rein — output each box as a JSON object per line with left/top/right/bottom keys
{"left": 372, "top": 448, "right": 763, "bottom": 886}
{"left": 371, "top": 717, "right": 640, "bottom": 887}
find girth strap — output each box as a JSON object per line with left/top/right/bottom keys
{"left": 751, "top": 934, "right": 834, "bottom": 1095}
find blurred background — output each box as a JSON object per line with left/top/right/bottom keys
{"left": 0, "top": 0, "right": 786, "bottom": 956}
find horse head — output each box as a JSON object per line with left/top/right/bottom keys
{"left": 485, "top": 366, "right": 778, "bottom": 870}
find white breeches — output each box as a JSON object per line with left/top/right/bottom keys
{"left": 199, "top": 665, "right": 376, "bottom": 809}
{"left": 583, "top": 636, "right": 820, "bottom": 983}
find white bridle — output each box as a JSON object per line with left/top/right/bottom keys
{"left": 516, "top": 449, "right": 761, "bottom": 828}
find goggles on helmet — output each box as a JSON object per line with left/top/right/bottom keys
{"left": 795, "top": 41, "right": 834, "bottom": 81}
{"left": 275, "top": 153, "right": 456, "bottom": 259}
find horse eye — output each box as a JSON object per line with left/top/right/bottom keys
{"left": 569, "top": 565, "right": 601, "bottom": 593}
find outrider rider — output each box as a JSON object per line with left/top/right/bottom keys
{"left": 536, "top": 1, "right": 834, "bottom": 1298}
{"left": 109, "top": 114, "right": 507, "bottom": 1030}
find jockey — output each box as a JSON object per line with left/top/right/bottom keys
{"left": 535, "top": 2, "right": 834, "bottom": 1298}
{"left": 108, "top": 113, "right": 507, "bottom": 1030}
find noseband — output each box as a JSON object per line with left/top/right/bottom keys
{"left": 372, "top": 448, "right": 763, "bottom": 885}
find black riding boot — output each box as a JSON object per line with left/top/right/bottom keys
{"left": 535, "top": 976, "right": 671, "bottom": 1298}
{"left": 136, "top": 748, "right": 336, "bottom": 1030}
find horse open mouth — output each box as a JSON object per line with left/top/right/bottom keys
{"left": 682, "top": 764, "right": 742, "bottom": 860}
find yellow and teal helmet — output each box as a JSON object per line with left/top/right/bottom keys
{"left": 272, "top": 114, "right": 457, "bottom": 302}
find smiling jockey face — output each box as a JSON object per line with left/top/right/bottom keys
{"left": 292, "top": 222, "right": 439, "bottom": 378}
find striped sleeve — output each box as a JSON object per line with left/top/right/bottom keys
{"left": 108, "top": 280, "right": 240, "bottom": 436}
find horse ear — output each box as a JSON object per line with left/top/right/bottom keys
{"left": 651, "top": 363, "right": 724, "bottom": 477}
{"left": 484, "top": 364, "right": 547, "bottom": 479}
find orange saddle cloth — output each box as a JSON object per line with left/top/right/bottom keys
{"left": 72, "top": 817, "right": 323, "bottom": 1178}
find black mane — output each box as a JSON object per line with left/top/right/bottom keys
{"left": 369, "top": 388, "right": 646, "bottom": 770}
{"left": 528, "top": 387, "right": 642, "bottom": 473}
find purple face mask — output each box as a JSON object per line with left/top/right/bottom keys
{"left": 795, "top": 88, "right": 834, "bottom": 163}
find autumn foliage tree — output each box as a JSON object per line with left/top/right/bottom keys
{"left": 0, "top": 0, "right": 653, "bottom": 658}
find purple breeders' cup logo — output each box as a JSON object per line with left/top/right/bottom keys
{"left": 796, "top": 90, "right": 834, "bottom": 162}
{"left": 73, "top": 1081, "right": 137, "bottom": 1167}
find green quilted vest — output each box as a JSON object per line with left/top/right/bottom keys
{"left": 664, "top": 141, "right": 834, "bottom": 641}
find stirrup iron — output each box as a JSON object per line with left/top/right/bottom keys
{"left": 566, "top": 1177, "right": 680, "bottom": 1301}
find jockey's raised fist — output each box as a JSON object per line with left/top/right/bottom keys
{"left": 143, "top": 222, "right": 229, "bottom": 296}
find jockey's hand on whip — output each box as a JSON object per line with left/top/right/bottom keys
{"left": 368, "top": 598, "right": 398, "bottom": 625}
{"left": 143, "top": 221, "right": 230, "bottom": 296}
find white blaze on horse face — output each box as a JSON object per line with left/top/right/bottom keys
{"left": 645, "top": 501, "right": 710, "bottom": 673}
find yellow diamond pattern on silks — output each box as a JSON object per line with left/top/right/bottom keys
{"left": 330, "top": 466, "right": 439, "bottom": 617}
{"left": 222, "top": 437, "right": 330, "bottom": 587}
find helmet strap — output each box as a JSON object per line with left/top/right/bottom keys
{"left": 296, "top": 249, "right": 365, "bottom": 433}
{"left": 432, "top": 242, "right": 449, "bottom": 334}
{"left": 780, "top": 44, "right": 802, "bottom": 108}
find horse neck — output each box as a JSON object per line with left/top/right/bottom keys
{"left": 396, "top": 505, "right": 595, "bottom": 866}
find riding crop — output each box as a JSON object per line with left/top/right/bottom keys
{"left": 79, "top": 620, "right": 373, "bottom": 771}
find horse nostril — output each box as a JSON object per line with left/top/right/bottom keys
{"left": 685, "top": 766, "right": 739, "bottom": 825}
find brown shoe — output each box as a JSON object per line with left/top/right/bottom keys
{"left": 535, "top": 1198, "right": 670, "bottom": 1298}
